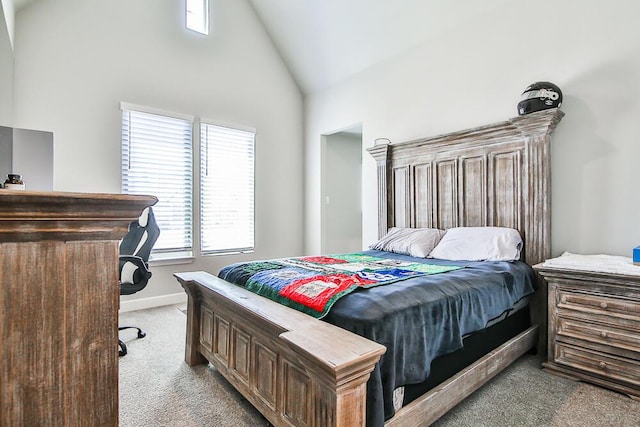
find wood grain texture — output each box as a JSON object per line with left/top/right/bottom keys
{"left": 369, "top": 143, "right": 390, "bottom": 239}
{"left": 0, "top": 190, "right": 157, "bottom": 242}
{"left": 535, "top": 265, "right": 640, "bottom": 400}
{"left": 366, "top": 108, "right": 564, "bottom": 267}
{"left": 176, "top": 109, "right": 564, "bottom": 426}
{"left": 176, "top": 271, "right": 385, "bottom": 427}
{"left": 0, "top": 191, "right": 157, "bottom": 426}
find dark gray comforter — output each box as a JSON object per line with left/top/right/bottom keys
{"left": 323, "top": 250, "right": 537, "bottom": 426}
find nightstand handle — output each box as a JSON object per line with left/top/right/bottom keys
{"left": 600, "top": 301, "right": 608, "bottom": 309}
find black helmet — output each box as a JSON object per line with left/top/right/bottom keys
{"left": 517, "top": 81, "right": 562, "bottom": 115}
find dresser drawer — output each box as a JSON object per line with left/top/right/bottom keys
{"left": 557, "top": 289, "right": 640, "bottom": 329}
{"left": 554, "top": 342, "right": 640, "bottom": 388}
{"left": 557, "top": 317, "right": 640, "bottom": 356}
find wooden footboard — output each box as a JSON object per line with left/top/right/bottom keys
{"left": 175, "top": 271, "right": 386, "bottom": 427}
{"left": 176, "top": 271, "right": 538, "bottom": 427}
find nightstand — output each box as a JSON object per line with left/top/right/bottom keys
{"left": 534, "top": 254, "right": 640, "bottom": 400}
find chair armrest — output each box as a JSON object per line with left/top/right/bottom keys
{"left": 119, "top": 255, "right": 152, "bottom": 295}
{"left": 119, "top": 255, "right": 149, "bottom": 272}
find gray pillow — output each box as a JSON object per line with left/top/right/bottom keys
{"left": 370, "top": 227, "right": 446, "bottom": 258}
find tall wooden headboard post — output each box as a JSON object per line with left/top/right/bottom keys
{"left": 368, "top": 142, "right": 390, "bottom": 240}
{"left": 367, "top": 108, "right": 564, "bottom": 267}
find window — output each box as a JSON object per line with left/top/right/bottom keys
{"left": 121, "top": 104, "right": 255, "bottom": 259}
{"left": 121, "top": 103, "right": 194, "bottom": 258}
{"left": 200, "top": 123, "right": 255, "bottom": 254}
{"left": 186, "top": 0, "right": 209, "bottom": 35}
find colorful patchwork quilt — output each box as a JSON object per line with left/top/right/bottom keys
{"left": 218, "top": 252, "right": 462, "bottom": 318}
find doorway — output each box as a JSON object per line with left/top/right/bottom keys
{"left": 321, "top": 125, "right": 362, "bottom": 254}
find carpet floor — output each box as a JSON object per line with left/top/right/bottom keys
{"left": 119, "top": 304, "right": 640, "bottom": 426}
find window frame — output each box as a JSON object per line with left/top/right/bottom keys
{"left": 120, "top": 102, "right": 195, "bottom": 262}
{"left": 199, "top": 120, "right": 256, "bottom": 256}
{"left": 120, "top": 103, "right": 256, "bottom": 262}
{"left": 185, "top": 0, "right": 210, "bottom": 35}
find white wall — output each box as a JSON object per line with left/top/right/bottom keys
{"left": 1, "top": 0, "right": 14, "bottom": 48}
{"left": 305, "top": 0, "right": 640, "bottom": 258}
{"left": 0, "top": 1, "right": 13, "bottom": 125}
{"left": 13, "top": 0, "right": 304, "bottom": 305}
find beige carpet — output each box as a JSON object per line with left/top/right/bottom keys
{"left": 119, "top": 305, "right": 640, "bottom": 426}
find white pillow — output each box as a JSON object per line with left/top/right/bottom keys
{"left": 369, "top": 227, "right": 446, "bottom": 258}
{"left": 428, "top": 227, "right": 523, "bottom": 261}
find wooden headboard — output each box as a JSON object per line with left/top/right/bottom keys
{"left": 367, "top": 108, "right": 565, "bottom": 267}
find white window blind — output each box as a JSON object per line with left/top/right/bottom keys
{"left": 200, "top": 123, "right": 255, "bottom": 254}
{"left": 121, "top": 106, "right": 194, "bottom": 256}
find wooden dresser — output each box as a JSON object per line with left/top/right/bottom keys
{"left": 0, "top": 191, "right": 157, "bottom": 426}
{"left": 535, "top": 258, "right": 640, "bottom": 400}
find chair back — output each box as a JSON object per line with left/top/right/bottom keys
{"left": 120, "top": 207, "right": 160, "bottom": 261}
{"left": 119, "top": 207, "right": 160, "bottom": 295}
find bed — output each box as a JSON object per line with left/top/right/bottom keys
{"left": 175, "top": 108, "right": 565, "bottom": 426}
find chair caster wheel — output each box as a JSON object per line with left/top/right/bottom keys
{"left": 137, "top": 330, "right": 146, "bottom": 339}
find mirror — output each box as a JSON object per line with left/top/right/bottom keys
{"left": 0, "top": 126, "right": 54, "bottom": 191}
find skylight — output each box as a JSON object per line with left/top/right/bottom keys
{"left": 186, "top": 0, "right": 209, "bottom": 35}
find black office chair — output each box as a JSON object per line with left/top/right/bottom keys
{"left": 119, "top": 206, "right": 160, "bottom": 357}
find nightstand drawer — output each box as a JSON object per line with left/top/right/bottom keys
{"left": 555, "top": 343, "right": 640, "bottom": 388}
{"left": 557, "top": 289, "right": 640, "bottom": 326}
{"left": 557, "top": 317, "right": 640, "bottom": 356}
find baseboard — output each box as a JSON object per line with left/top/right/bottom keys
{"left": 119, "top": 292, "right": 187, "bottom": 313}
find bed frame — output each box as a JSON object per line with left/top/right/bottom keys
{"left": 175, "top": 108, "right": 564, "bottom": 426}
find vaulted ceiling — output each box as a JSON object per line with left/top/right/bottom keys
{"left": 11, "top": 0, "right": 511, "bottom": 95}
{"left": 247, "top": 0, "right": 511, "bottom": 94}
